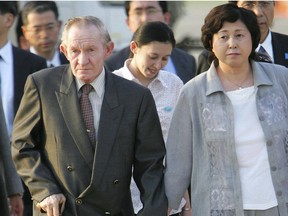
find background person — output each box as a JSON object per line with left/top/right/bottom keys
{"left": 0, "top": 3, "right": 47, "bottom": 215}
{"left": 0, "top": 96, "right": 24, "bottom": 216}
{"left": 21, "top": 1, "right": 68, "bottom": 67}
{"left": 113, "top": 21, "right": 191, "bottom": 216}
{"left": 15, "top": 11, "right": 30, "bottom": 50}
{"left": 165, "top": 3, "right": 288, "bottom": 216}
{"left": 12, "top": 16, "right": 167, "bottom": 216}
{"left": 105, "top": 1, "right": 196, "bottom": 84}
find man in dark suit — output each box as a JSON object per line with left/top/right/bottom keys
{"left": 197, "top": 0, "right": 288, "bottom": 74}
{"left": 12, "top": 16, "right": 167, "bottom": 216}
{"left": 21, "top": 1, "right": 69, "bottom": 67}
{"left": 0, "top": 2, "right": 47, "bottom": 216}
{"left": 0, "top": 97, "right": 24, "bottom": 216}
{"left": 105, "top": 1, "right": 196, "bottom": 84}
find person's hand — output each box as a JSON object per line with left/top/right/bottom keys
{"left": 167, "top": 208, "right": 172, "bottom": 215}
{"left": 36, "top": 194, "right": 66, "bottom": 216}
{"left": 181, "top": 208, "right": 192, "bottom": 216}
{"left": 9, "top": 194, "right": 24, "bottom": 216}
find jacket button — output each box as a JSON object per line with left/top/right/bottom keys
{"left": 67, "top": 166, "right": 73, "bottom": 172}
{"left": 113, "top": 179, "right": 120, "bottom": 184}
{"left": 75, "top": 198, "right": 82, "bottom": 205}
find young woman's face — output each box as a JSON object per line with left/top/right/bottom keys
{"left": 130, "top": 41, "right": 173, "bottom": 81}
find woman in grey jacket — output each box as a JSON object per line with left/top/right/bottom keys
{"left": 165, "top": 3, "right": 288, "bottom": 216}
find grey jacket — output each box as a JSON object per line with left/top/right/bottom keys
{"left": 165, "top": 61, "right": 288, "bottom": 216}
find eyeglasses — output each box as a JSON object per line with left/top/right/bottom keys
{"left": 241, "top": 1, "right": 273, "bottom": 9}
{"left": 129, "top": 7, "right": 161, "bottom": 18}
{"left": 25, "top": 23, "right": 58, "bottom": 36}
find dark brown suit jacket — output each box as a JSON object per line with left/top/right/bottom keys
{"left": 12, "top": 65, "right": 167, "bottom": 216}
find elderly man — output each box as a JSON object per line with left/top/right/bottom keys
{"left": 12, "top": 16, "right": 167, "bottom": 216}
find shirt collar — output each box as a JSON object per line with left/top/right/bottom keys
{"left": 0, "top": 41, "right": 13, "bottom": 64}
{"left": 47, "top": 50, "right": 61, "bottom": 67}
{"left": 30, "top": 46, "right": 61, "bottom": 67}
{"left": 205, "top": 61, "right": 273, "bottom": 96}
{"left": 122, "top": 58, "right": 167, "bottom": 88}
{"left": 258, "top": 30, "right": 272, "bottom": 49}
{"left": 75, "top": 67, "right": 105, "bottom": 98}
{"left": 256, "top": 30, "right": 273, "bottom": 61}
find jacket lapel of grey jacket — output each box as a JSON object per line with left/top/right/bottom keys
{"left": 92, "top": 71, "right": 124, "bottom": 186}
{"left": 55, "top": 66, "right": 94, "bottom": 170}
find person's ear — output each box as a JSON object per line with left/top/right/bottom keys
{"left": 130, "top": 41, "right": 138, "bottom": 55}
{"left": 104, "top": 41, "right": 114, "bottom": 59}
{"left": 59, "top": 44, "right": 69, "bottom": 60}
{"left": 4, "top": 13, "right": 14, "bottom": 28}
{"left": 126, "top": 17, "right": 134, "bottom": 33}
{"left": 57, "top": 20, "right": 62, "bottom": 29}
{"left": 163, "top": 12, "right": 171, "bottom": 25}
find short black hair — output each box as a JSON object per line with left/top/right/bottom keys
{"left": 22, "top": 1, "right": 59, "bottom": 25}
{"left": 201, "top": 3, "right": 260, "bottom": 64}
{"left": 132, "top": 21, "right": 175, "bottom": 47}
{"left": 0, "top": 1, "right": 18, "bottom": 16}
{"left": 124, "top": 1, "right": 168, "bottom": 16}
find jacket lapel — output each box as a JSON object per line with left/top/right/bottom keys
{"left": 92, "top": 72, "right": 124, "bottom": 186}
{"left": 55, "top": 66, "right": 94, "bottom": 170}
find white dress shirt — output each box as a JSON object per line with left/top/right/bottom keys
{"left": 0, "top": 42, "right": 14, "bottom": 138}
{"left": 75, "top": 67, "right": 105, "bottom": 140}
{"left": 30, "top": 46, "right": 61, "bottom": 67}
{"left": 256, "top": 31, "right": 274, "bottom": 63}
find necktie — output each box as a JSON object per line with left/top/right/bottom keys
{"left": 79, "top": 84, "right": 96, "bottom": 148}
{"left": 258, "top": 46, "right": 272, "bottom": 63}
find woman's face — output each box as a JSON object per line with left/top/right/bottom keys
{"left": 212, "top": 20, "right": 253, "bottom": 69}
{"left": 130, "top": 41, "right": 172, "bottom": 81}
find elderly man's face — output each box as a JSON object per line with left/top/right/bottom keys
{"left": 60, "top": 23, "right": 113, "bottom": 83}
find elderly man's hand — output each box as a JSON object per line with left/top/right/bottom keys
{"left": 36, "top": 194, "right": 66, "bottom": 216}
{"left": 9, "top": 194, "right": 24, "bottom": 216}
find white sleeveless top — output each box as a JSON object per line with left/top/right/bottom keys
{"left": 226, "top": 86, "right": 277, "bottom": 210}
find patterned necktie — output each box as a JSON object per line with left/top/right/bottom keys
{"left": 258, "top": 46, "right": 272, "bottom": 63}
{"left": 79, "top": 84, "right": 96, "bottom": 148}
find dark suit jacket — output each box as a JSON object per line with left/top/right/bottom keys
{"left": 0, "top": 98, "right": 23, "bottom": 216}
{"left": 12, "top": 46, "right": 47, "bottom": 115}
{"left": 272, "top": 32, "right": 288, "bottom": 68}
{"left": 105, "top": 46, "right": 196, "bottom": 83}
{"left": 12, "top": 65, "right": 167, "bottom": 216}
{"left": 197, "top": 31, "right": 288, "bottom": 75}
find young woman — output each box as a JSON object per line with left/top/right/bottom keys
{"left": 113, "top": 21, "right": 191, "bottom": 216}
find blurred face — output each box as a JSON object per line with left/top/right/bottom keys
{"left": 0, "top": 12, "right": 14, "bottom": 39}
{"left": 60, "top": 24, "right": 113, "bottom": 83}
{"left": 22, "top": 11, "right": 61, "bottom": 58}
{"left": 130, "top": 41, "right": 172, "bottom": 84}
{"left": 237, "top": 1, "right": 274, "bottom": 43}
{"left": 212, "top": 20, "right": 252, "bottom": 70}
{"left": 126, "top": 1, "right": 170, "bottom": 33}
